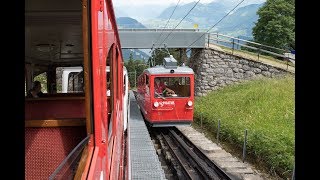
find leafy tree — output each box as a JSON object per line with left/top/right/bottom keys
{"left": 148, "top": 48, "right": 183, "bottom": 67}
{"left": 125, "top": 49, "right": 186, "bottom": 87}
{"left": 252, "top": 0, "right": 295, "bottom": 51}
{"left": 34, "top": 72, "right": 48, "bottom": 93}
{"left": 126, "top": 53, "right": 135, "bottom": 72}
{"left": 124, "top": 55, "right": 148, "bottom": 87}
{"left": 134, "top": 60, "right": 148, "bottom": 76}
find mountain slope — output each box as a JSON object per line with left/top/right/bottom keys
{"left": 215, "top": 3, "right": 264, "bottom": 37}
{"left": 115, "top": 17, "right": 150, "bottom": 61}
{"left": 158, "top": 2, "right": 228, "bottom": 28}
{"left": 116, "top": 17, "right": 147, "bottom": 28}
{"left": 156, "top": 2, "right": 264, "bottom": 37}
{"left": 122, "top": 49, "right": 149, "bottom": 61}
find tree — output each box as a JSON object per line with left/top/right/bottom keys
{"left": 134, "top": 60, "right": 148, "bottom": 76}
{"left": 149, "top": 48, "right": 183, "bottom": 67}
{"left": 124, "top": 58, "right": 148, "bottom": 88}
{"left": 126, "top": 53, "right": 135, "bottom": 72}
{"left": 252, "top": 0, "right": 295, "bottom": 50}
{"left": 34, "top": 72, "right": 48, "bottom": 93}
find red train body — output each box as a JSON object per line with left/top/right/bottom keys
{"left": 25, "top": 0, "right": 128, "bottom": 179}
{"left": 136, "top": 56, "right": 195, "bottom": 127}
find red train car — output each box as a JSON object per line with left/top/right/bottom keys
{"left": 25, "top": 0, "right": 128, "bottom": 179}
{"left": 136, "top": 55, "right": 195, "bottom": 127}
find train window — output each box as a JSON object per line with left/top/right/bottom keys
{"left": 145, "top": 75, "right": 149, "bottom": 86}
{"left": 154, "top": 77, "right": 191, "bottom": 98}
{"left": 67, "top": 71, "right": 84, "bottom": 93}
{"left": 107, "top": 71, "right": 111, "bottom": 96}
{"left": 34, "top": 72, "right": 48, "bottom": 93}
{"left": 185, "top": 77, "right": 190, "bottom": 85}
{"left": 58, "top": 66, "right": 84, "bottom": 93}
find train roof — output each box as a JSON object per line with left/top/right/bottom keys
{"left": 61, "top": 65, "right": 127, "bottom": 73}
{"left": 144, "top": 65, "right": 194, "bottom": 75}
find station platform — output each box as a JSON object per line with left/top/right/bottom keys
{"left": 127, "top": 90, "right": 166, "bottom": 180}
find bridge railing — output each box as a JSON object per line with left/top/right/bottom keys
{"left": 118, "top": 28, "right": 200, "bottom": 32}
{"left": 206, "top": 33, "right": 294, "bottom": 63}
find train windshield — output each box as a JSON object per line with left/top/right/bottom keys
{"left": 154, "top": 77, "right": 191, "bottom": 98}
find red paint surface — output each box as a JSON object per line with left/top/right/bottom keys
{"left": 25, "top": 99, "right": 85, "bottom": 120}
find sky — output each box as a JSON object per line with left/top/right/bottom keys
{"left": 113, "top": 0, "right": 216, "bottom": 7}
{"left": 113, "top": 0, "right": 266, "bottom": 21}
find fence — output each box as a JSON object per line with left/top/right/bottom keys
{"left": 206, "top": 33, "right": 295, "bottom": 63}
{"left": 197, "top": 114, "right": 295, "bottom": 179}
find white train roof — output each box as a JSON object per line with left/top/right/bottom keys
{"left": 144, "top": 65, "right": 194, "bottom": 75}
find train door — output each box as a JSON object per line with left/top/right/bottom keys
{"left": 123, "top": 67, "right": 129, "bottom": 132}
{"left": 106, "top": 46, "right": 114, "bottom": 176}
{"left": 109, "top": 46, "right": 125, "bottom": 179}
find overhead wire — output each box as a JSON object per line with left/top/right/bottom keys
{"left": 153, "top": 0, "right": 182, "bottom": 47}
{"left": 156, "top": 0, "right": 201, "bottom": 49}
{"left": 186, "top": 0, "right": 245, "bottom": 53}
{"left": 150, "top": 0, "right": 182, "bottom": 66}
{"left": 185, "top": 0, "right": 245, "bottom": 67}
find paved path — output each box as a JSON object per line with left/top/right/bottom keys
{"left": 177, "top": 125, "right": 266, "bottom": 180}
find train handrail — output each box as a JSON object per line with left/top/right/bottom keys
{"left": 49, "top": 135, "right": 90, "bottom": 180}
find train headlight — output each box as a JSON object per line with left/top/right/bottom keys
{"left": 154, "top": 101, "right": 159, "bottom": 107}
{"left": 187, "top": 100, "right": 193, "bottom": 106}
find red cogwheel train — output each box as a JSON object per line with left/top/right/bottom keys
{"left": 136, "top": 55, "right": 195, "bottom": 127}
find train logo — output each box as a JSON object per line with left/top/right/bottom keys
{"left": 158, "top": 101, "right": 175, "bottom": 107}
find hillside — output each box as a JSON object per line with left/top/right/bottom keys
{"left": 158, "top": 1, "right": 227, "bottom": 29}
{"left": 194, "top": 75, "right": 295, "bottom": 179}
{"left": 215, "top": 3, "right": 264, "bottom": 37}
{"left": 116, "top": 17, "right": 150, "bottom": 61}
{"left": 153, "top": 2, "right": 264, "bottom": 37}
{"left": 116, "top": 17, "right": 147, "bottom": 28}
{"left": 121, "top": 49, "right": 149, "bottom": 61}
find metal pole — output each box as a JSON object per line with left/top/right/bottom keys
{"left": 242, "top": 129, "right": 248, "bottom": 163}
{"left": 232, "top": 38, "right": 235, "bottom": 55}
{"left": 237, "top": 36, "right": 240, "bottom": 50}
{"left": 286, "top": 52, "right": 289, "bottom": 71}
{"left": 207, "top": 33, "right": 210, "bottom": 47}
{"left": 217, "top": 32, "right": 219, "bottom": 44}
{"left": 200, "top": 113, "right": 203, "bottom": 128}
{"left": 257, "top": 47, "right": 260, "bottom": 61}
{"left": 216, "top": 119, "right": 220, "bottom": 144}
{"left": 292, "top": 165, "right": 295, "bottom": 180}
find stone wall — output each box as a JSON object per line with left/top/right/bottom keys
{"left": 189, "top": 48, "right": 292, "bottom": 96}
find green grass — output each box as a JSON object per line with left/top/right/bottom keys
{"left": 193, "top": 75, "right": 295, "bottom": 178}
{"left": 220, "top": 46, "right": 295, "bottom": 67}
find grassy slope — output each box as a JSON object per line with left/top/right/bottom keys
{"left": 193, "top": 75, "right": 295, "bottom": 178}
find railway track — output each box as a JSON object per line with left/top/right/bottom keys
{"left": 150, "top": 127, "right": 240, "bottom": 180}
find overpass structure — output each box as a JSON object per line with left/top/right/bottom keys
{"left": 118, "top": 28, "right": 207, "bottom": 49}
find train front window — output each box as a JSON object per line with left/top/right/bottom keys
{"left": 154, "top": 77, "right": 191, "bottom": 98}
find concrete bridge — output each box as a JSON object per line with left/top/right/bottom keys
{"left": 118, "top": 28, "right": 206, "bottom": 49}
{"left": 119, "top": 29, "right": 294, "bottom": 96}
